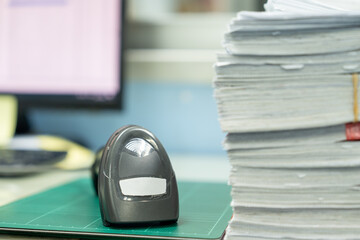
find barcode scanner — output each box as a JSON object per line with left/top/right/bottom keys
{"left": 92, "top": 125, "right": 179, "bottom": 227}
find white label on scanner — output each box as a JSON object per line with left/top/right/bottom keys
{"left": 119, "top": 177, "right": 166, "bottom": 196}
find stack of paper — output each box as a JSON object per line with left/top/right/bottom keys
{"left": 214, "top": 0, "right": 360, "bottom": 239}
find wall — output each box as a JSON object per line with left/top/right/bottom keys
{"left": 29, "top": 81, "right": 226, "bottom": 155}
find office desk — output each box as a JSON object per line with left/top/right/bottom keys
{"left": 0, "top": 154, "right": 230, "bottom": 240}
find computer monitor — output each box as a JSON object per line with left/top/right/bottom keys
{"left": 0, "top": 0, "right": 124, "bottom": 111}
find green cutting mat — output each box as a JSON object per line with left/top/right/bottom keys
{"left": 0, "top": 178, "right": 232, "bottom": 240}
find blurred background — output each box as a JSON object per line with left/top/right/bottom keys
{"left": 26, "top": 0, "right": 265, "bottom": 155}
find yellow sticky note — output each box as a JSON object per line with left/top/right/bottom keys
{"left": 38, "top": 135, "right": 95, "bottom": 170}
{"left": 0, "top": 95, "right": 17, "bottom": 146}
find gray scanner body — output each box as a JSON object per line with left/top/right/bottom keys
{"left": 98, "top": 125, "right": 179, "bottom": 226}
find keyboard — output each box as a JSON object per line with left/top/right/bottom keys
{"left": 0, "top": 149, "right": 67, "bottom": 176}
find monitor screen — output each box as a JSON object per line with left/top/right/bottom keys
{"left": 0, "top": 0, "right": 123, "bottom": 108}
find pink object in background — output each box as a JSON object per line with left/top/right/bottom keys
{"left": 0, "top": 0, "right": 121, "bottom": 96}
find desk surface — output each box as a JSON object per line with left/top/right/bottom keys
{"left": 0, "top": 154, "right": 230, "bottom": 240}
